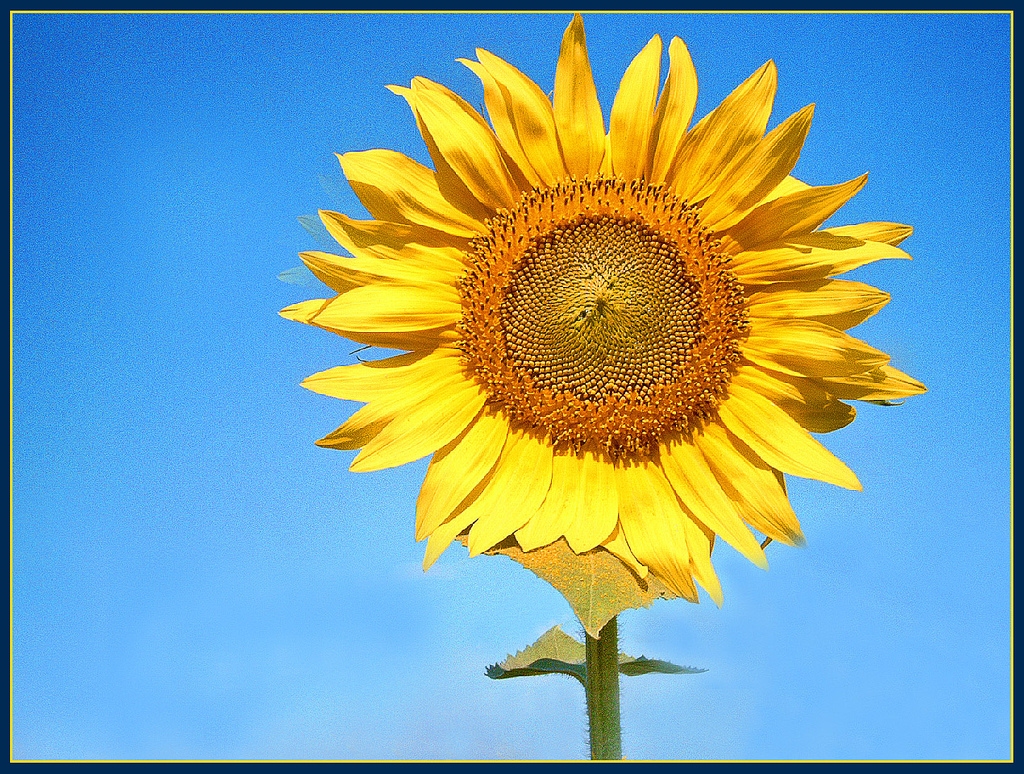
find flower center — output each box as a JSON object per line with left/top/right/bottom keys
{"left": 501, "top": 217, "right": 703, "bottom": 403}
{"left": 459, "top": 177, "right": 748, "bottom": 456}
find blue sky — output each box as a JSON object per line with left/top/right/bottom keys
{"left": 12, "top": 11, "right": 1012, "bottom": 761}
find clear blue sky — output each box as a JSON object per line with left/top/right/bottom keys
{"left": 12, "top": 11, "right": 1011, "bottom": 761}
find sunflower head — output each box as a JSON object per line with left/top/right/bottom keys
{"left": 282, "top": 13, "right": 925, "bottom": 619}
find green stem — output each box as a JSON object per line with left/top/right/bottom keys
{"left": 585, "top": 616, "right": 622, "bottom": 760}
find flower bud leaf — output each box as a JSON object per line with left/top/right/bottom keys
{"left": 458, "top": 533, "right": 678, "bottom": 638}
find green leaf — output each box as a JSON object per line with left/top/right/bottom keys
{"left": 486, "top": 626, "right": 705, "bottom": 684}
{"left": 502, "top": 624, "right": 586, "bottom": 666}
{"left": 487, "top": 625, "right": 587, "bottom": 684}
{"left": 866, "top": 399, "right": 906, "bottom": 406}
{"left": 486, "top": 657, "right": 588, "bottom": 684}
{"left": 457, "top": 534, "right": 681, "bottom": 639}
{"left": 618, "top": 656, "right": 707, "bottom": 677}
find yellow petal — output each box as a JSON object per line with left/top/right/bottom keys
{"left": 553, "top": 13, "right": 606, "bottom": 177}
{"left": 732, "top": 363, "right": 856, "bottom": 434}
{"left": 730, "top": 229, "right": 912, "bottom": 284}
{"left": 326, "top": 365, "right": 462, "bottom": 427}
{"left": 822, "top": 364, "right": 928, "bottom": 401}
{"left": 564, "top": 444, "right": 619, "bottom": 553}
{"left": 721, "top": 174, "right": 869, "bottom": 253}
{"left": 338, "top": 149, "right": 485, "bottom": 238}
{"left": 515, "top": 448, "right": 581, "bottom": 551}
{"left": 318, "top": 212, "right": 471, "bottom": 280}
{"left": 301, "top": 348, "right": 458, "bottom": 402}
{"left": 299, "top": 250, "right": 458, "bottom": 295}
{"left": 421, "top": 425, "right": 554, "bottom": 569}
{"left": 759, "top": 174, "right": 810, "bottom": 205}
{"left": 466, "top": 428, "right": 554, "bottom": 556}
{"left": 423, "top": 507, "right": 480, "bottom": 571}
{"left": 608, "top": 34, "right": 661, "bottom": 181}
{"left": 315, "top": 409, "right": 391, "bottom": 451}
{"left": 746, "top": 278, "right": 891, "bottom": 331}
{"left": 313, "top": 366, "right": 463, "bottom": 453}
{"left": 792, "top": 401, "right": 856, "bottom": 434}
{"left": 313, "top": 283, "right": 461, "bottom": 335}
{"left": 467, "top": 49, "right": 567, "bottom": 186}
{"left": 410, "top": 77, "right": 520, "bottom": 212}
{"left": 743, "top": 318, "right": 890, "bottom": 378}
{"left": 287, "top": 295, "right": 453, "bottom": 350}
{"left": 295, "top": 254, "right": 358, "bottom": 295}
{"left": 615, "top": 461, "right": 698, "bottom": 601}
{"left": 659, "top": 438, "right": 768, "bottom": 569}
{"left": 670, "top": 61, "right": 778, "bottom": 203}
{"left": 458, "top": 57, "right": 538, "bottom": 187}
{"left": 678, "top": 515, "right": 722, "bottom": 607}
{"left": 371, "top": 243, "right": 469, "bottom": 276}
{"left": 828, "top": 221, "right": 913, "bottom": 247}
{"left": 695, "top": 423, "right": 805, "bottom": 547}
{"left": 649, "top": 36, "right": 698, "bottom": 184}
{"left": 387, "top": 83, "right": 497, "bottom": 224}
{"left": 718, "top": 382, "right": 862, "bottom": 490}
{"left": 598, "top": 132, "right": 614, "bottom": 177}
{"left": 319, "top": 209, "right": 474, "bottom": 254}
{"left": 280, "top": 298, "right": 330, "bottom": 326}
{"left": 699, "top": 103, "right": 815, "bottom": 231}
{"left": 350, "top": 378, "right": 488, "bottom": 473}
{"left": 416, "top": 409, "right": 509, "bottom": 541}
{"left": 600, "top": 523, "right": 649, "bottom": 580}
{"left": 317, "top": 324, "right": 456, "bottom": 353}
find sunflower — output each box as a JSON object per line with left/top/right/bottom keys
{"left": 282, "top": 14, "right": 925, "bottom": 606}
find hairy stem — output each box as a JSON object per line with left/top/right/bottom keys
{"left": 585, "top": 616, "right": 622, "bottom": 760}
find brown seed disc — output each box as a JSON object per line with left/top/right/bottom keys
{"left": 458, "top": 177, "right": 748, "bottom": 456}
